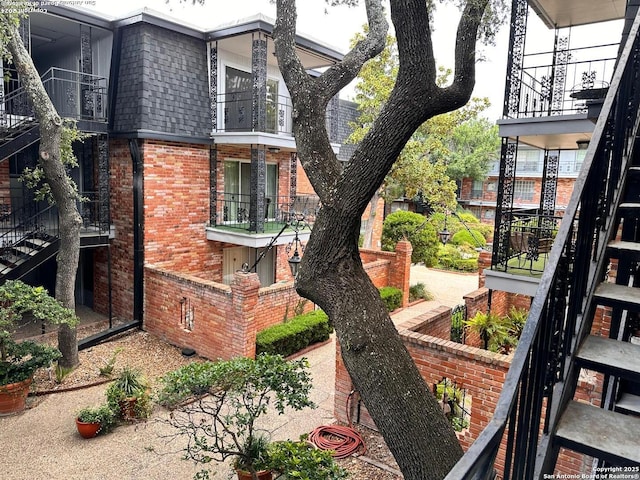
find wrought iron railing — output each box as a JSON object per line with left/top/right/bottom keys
{"left": 507, "top": 43, "right": 618, "bottom": 118}
{"left": 1, "top": 67, "right": 107, "bottom": 131}
{"left": 0, "top": 204, "right": 58, "bottom": 274}
{"left": 492, "top": 212, "right": 566, "bottom": 275}
{"left": 41, "top": 67, "right": 108, "bottom": 122}
{"left": 212, "top": 191, "right": 320, "bottom": 231}
{"left": 445, "top": 9, "right": 640, "bottom": 479}
{"left": 215, "top": 91, "right": 335, "bottom": 138}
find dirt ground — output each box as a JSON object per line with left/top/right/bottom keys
{"left": 9, "top": 325, "right": 402, "bottom": 479}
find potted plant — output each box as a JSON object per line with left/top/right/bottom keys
{"left": 157, "top": 354, "right": 316, "bottom": 480}
{"left": 105, "top": 366, "right": 151, "bottom": 420}
{"left": 267, "top": 439, "right": 348, "bottom": 480}
{"left": 0, "top": 281, "right": 77, "bottom": 415}
{"left": 75, "top": 404, "right": 117, "bottom": 438}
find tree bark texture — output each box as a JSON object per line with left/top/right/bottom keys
{"left": 3, "top": 15, "right": 81, "bottom": 368}
{"left": 274, "top": 1, "right": 489, "bottom": 478}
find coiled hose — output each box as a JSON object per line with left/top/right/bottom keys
{"left": 308, "top": 390, "right": 365, "bottom": 458}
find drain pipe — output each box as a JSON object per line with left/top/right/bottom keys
{"left": 129, "top": 139, "right": 144, "bottom": 326}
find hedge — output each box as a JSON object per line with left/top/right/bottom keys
{"left": 379, "top": 286, "right": 402, "bottom": 312}
{"left": 256, "top": 310, "right": 332, "bottom": 357}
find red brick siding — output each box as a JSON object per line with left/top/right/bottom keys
{"left": 108, "top": 138, "right": 135, "bottom": 321}
{"left": 144, "top": 265, "right": 235, "bottom": 360}
{"left": 142, "top": 140, "right": 216, "bottom": 273}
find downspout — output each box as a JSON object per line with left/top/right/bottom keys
{"left": 129, "top": 139, "right": 144, "bottom": 326}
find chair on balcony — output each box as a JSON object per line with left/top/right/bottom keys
{"left": 509, "top": 231, "right": 530, "bottom": 268}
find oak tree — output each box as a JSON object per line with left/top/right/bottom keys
{"left": 0, "top": 5, "right": 82, "bottom": 368}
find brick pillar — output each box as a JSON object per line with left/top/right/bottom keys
{"left": 230, "top": 271, "right": 261, "bottom": 358}
{"left": 478, "top": 250, "right": 492, "bottom": 288}
{"left": 391, "top": 240, "right": 412, "bottom": 307}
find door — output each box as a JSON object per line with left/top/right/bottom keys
{"left": 223, "top": 246, "right": 275, "bottom": 286}
{"left": 225, "top": 67, "right": 252, "bottom": 131}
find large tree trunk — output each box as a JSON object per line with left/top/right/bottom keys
{"left": 3, "top": 15, "right": 81, "bottom": 368}
{"left": 300, "top": 209, "right": 464, "bottom": 479}
{"left": 274, "top": 0, "right": 490, "bottom": 477}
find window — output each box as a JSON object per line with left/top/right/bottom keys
{"left": 471, "top": 180, "right": 484, "bottom": 198}
{"left": 266, "top": 79, "right": 279, "bottom": 133}
{"left": 223, "top": 160, "right": 278, "bottom": 222}
{"left": 574, "top": 149, "right": 587, "bottom": 173}
{"left": 514, "top": 180, "right": 535, "bottom": 202}
{"left": 517, "top": 149, "right": 542, "bottom": 173}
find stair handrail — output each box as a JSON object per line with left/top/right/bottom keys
{"left": 0, "top": 204, "right": 59, "bottom": 259}
{"left": 445, "top": 8, "right": 640, "bottom": 480}
{"left": 0, "top": 83, "right": 35, "bottom": 132}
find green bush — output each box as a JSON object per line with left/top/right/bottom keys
{"left": 453, "top": 257, "right": 479, "bottom": 272}
{"left": 379, "top": 286, "right": 402, "bottom": 311}
{"left": 256, "top": 310, "right": 332, "bottom": 357}
{"left": 450, "top": 228, "right": 485, "bottom": 248}
{"left": 382, "top": 210, "right": 439, "bottom": 266}
{"left": 409, "top": 282, "right": 433, "bottom": 302}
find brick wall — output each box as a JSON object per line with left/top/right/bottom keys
{"left": 142, "top": 140, "right": 218, "bottom": 274}
{"left": 334, "top": 304, "right": 602, "bottom": 478}
{"left": 107, "top": 138, "right": 135, "bottom": 321}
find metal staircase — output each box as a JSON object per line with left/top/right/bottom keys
{"left": 0, "top": 204, "right": 59, "bottom": 283}
{"left": 0, "top": 78, "right": 40, "bottom": 160}
{"left": 445, "top": 6, "right": 640, "bottom": 480}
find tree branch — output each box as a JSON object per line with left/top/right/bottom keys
{"left": 443, "top": 0, "right": 490, "bottom": 106}
{"left": 274, "top": 0, "right": 387, "bottom": 203}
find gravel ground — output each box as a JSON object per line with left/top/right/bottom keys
{"left": 4, "top": 326, "right": 402, "bottom": 479}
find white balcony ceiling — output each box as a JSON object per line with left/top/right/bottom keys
{"left": 216, "top": 35, "right": 337, "bottom": 70}
{"left": 529, "top": 0, "right": 626, "bottom": 28}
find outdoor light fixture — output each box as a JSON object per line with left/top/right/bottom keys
{"left": 268, "top": 147, "right": 281, "bottom": 154}
{"left": 242, "top": 212, "right": 308, "bottom": 278}
{"left": 286, "top": 213, "right": 307, "bottom": 278}
{"left": 287, "top": 238, "right": 302, "bottom": 278}
{"left": 576, "top": 139, "right": 590, "bottom": 150}
{"left": 438, "top": 211, "right": 451, "bottom": 245}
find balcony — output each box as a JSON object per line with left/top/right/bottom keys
{"left": 486, "top": 212, "right": 571, "bottom": 296}
{"left": 212, "top": 90, "right": 337, "bottom": 149}
{"left": 1, "top": 67, "right": 108, "bottom": 135}
{"left": 510, "top": 43, "right": 618, "bottom": 119}
{"left": 206, "top": 192, "right": 319, "bottom": 248}
{"left": 499, "top": 42, "right": 620, "bottom": 149}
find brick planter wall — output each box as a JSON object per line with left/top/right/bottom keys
{"left": 334, "top": 303, "right": 603, "bottom": 478}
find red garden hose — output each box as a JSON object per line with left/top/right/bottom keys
{"left": 308, "top": 390, "right": 365, "bottom": 459}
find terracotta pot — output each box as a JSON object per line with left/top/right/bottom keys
{"left": 235, "top": 469, "right": 272, "bottom": 480}
{"left": 76, "top": 418, "right": 101, "bottom": 439}
{"left": 0, "top": 377, "right": 33, "bottom": 416}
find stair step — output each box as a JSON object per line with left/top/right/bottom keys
{"left": 616, "top": 392, "right": 640, "bottom": 415}
{"left": 24, "top": 238, "right": 49, "bottom": 249}
{"left": 594, "top": 283, "right": 640, "bottom": 310}
{"left": 12, "top": 245, "right": 38, "bottom": 256}
{"left": 576, "top": 336, "right": 640, "bottom": 382}
{"left": 619, "top": 202, "right": 640, "bottom": 210}
{"left": 607, "top": 240, "right": 640, "bottom": 258}
{"left": 556, "top": 401, "right": 640, "bottom": 465}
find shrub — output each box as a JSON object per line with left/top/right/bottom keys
{"left": 256, "top": 310, "right": 332, "bottom": 357}
{"left": 379, "top": 286, "right": 402, "bottom": 312}
{"left": 450, "top": 228, "right": 485, "bottom": 248}
{"left": 382, "top": 210, "right": 439, "bottom": 266}
{"left": 409, "top": 283, "right": 433, "bottom": 302}
{"left": 465, "top": 311, "right": 510, "bottom": 352}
